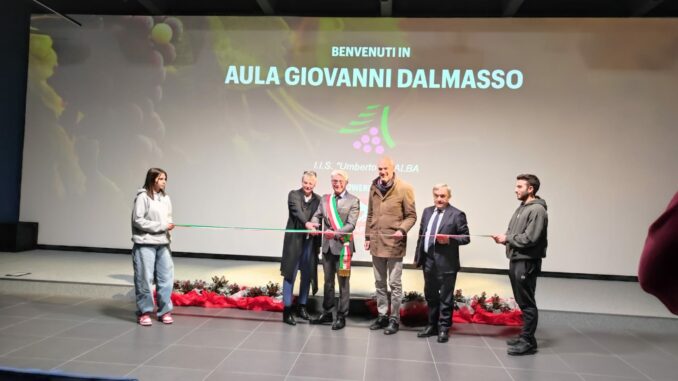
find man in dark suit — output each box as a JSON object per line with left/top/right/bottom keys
{"left": 306, "top": 169, "right": 360, "bottom": 330}
{"left": 415, "top": 184, "right": 470, "bottom": 343}
{"left": 280, "top": 170, "right": 321, "bottom": 325}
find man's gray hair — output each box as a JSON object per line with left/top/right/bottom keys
{"left": 330, "top": 169, "right": 349, "bottom": 181}
{"left": 432, "top": 183, "right": 451, "bottom": 197}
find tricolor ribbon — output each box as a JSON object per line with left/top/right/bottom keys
{"left": 325, "top": 194, "right": 353, "bottom": 277}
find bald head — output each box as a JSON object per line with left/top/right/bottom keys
{"left": 377, "top": 156, "right": 395, "bottom": 183}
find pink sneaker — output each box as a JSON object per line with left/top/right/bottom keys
{"left": 138, "top": 313, "right": 152, "bottom": 326}
{"left": 159, "top": 313, "right": 173, "bottom": 324}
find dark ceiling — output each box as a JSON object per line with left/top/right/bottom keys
{"left": 30, "top": 0, "right": 678, "bottom": 18}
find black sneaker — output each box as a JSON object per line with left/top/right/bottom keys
{"left": 369, "top": 315, "right": 389, "bottom": 330}
{"left": 437, "top": 328, "right": 449, "bottom": 343}
{"left": 507, "top": 338, "right": 538, "bottom": 356}
{"left": 507, "top": 336, "right": 537, "bottom": 347}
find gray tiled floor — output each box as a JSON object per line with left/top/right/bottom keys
{"left": 1, "top": 292, "right": 677, "bottom": 381}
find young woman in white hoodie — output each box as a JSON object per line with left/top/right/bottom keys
{"left": 131, "top": 168, "right": 175, "bottom": 326}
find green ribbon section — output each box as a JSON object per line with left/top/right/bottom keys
{"left": 175, "top": 224, "right": 312, "bottom": 233}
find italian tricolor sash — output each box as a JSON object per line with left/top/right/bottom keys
{"left": 325, "top": 194, "right": 352, "bottom": 277}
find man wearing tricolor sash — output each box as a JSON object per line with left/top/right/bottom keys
{"left": 305, "top": 169, "right": 360, "bottom": 330}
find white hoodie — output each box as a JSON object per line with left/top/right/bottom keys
{"left": 131, "top": 188, "right": 173, "bottom": 245}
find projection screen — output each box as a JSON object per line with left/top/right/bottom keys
{"left": 21, "top": 16, "right": 678, "bottom": 276}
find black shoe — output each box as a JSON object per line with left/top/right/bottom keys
{"left": 282, "top": 306, "right": 296, "bottom": 326}
{"left": 383, "top": 318, "right": 399, "bottom": 335}
{"left": 417, "top": 325, "right": 438, "bottom": 338}
{"left": 331, "top": 316, "right": 346, "bottom": 330}
{"left": 369, "top": 316, "right": 389, "bottom": 330}
{"left": 297, "top": 305, "right": 310, "bottom": 320}
{"left": 507, "top": 338, "right": 538, "bottom": 356}
{"left": 310, "top": 312, "right": 333, "bottom": 325}
{"left": 507, "top": 336, "right": 537, "bottom": 347}
{"left": 437, "top": 328, "right": 449, "bottom": 343}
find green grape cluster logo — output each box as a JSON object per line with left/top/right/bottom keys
{"left": 339, "top": 104, "right": 395, "bottom": 154}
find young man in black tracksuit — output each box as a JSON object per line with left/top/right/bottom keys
{"left": 493, "top": 174, "right": 548, "bottom": 356}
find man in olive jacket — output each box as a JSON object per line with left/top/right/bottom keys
{"left": 365, "top": 157, "right": 417, "bottom": 334}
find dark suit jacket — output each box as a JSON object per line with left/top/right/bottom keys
{"left": 415, "top": 204, "right": 470, "bottom": 273}
{"left": 310, "top": 192, "right": 360, "bottom": 256}
{"left": 281, "top": 189, "right": 321, "bottom": 282}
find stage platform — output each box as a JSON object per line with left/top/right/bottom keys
{"left": 1, "top": 250, "right": 678, "bottom": 381}
{"left": 0, "top": 250, "right": 674, "bottom": 319}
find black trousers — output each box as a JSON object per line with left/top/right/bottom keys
{"left": 322, "top": 252, "right": 351, "bottom": 316}
{"left": 509, "top": 259, "right": 541, "bottom": 339}
{"left": 423, "top": 256, "right": 458, "bottom": 329}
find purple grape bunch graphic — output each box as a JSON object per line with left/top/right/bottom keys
{"left": 353, "top": 127, "right": 385, "bottom": 154}
{"left": 341, "top": 104, "right": 395, "bottom": 155}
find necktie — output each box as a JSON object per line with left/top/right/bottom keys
{"left": 425, "top": 209, "right": 442, "bottom": 252}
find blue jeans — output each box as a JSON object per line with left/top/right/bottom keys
{"left": 132, "top": 244, "right": 174, "bottom": 316}
{"left": 283, "top": 238, "right": 313, "bottom": 307}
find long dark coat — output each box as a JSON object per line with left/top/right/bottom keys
{"left": 280, "top": 188, "right": 321, "bottom": 294}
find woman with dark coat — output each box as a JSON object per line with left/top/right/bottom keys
{"left": 280, "top": 171, "right": 321, "bottom": 325}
